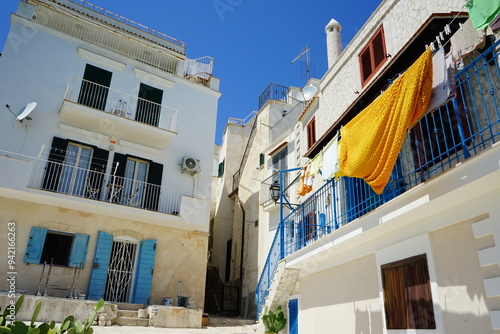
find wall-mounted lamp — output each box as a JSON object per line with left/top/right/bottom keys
{"left": 269, "top": 180, "right": 280, "bottom": 203}
{"left": 386, "top": 53, "right": 392, "bottom": 58}
{"left": 354, "top": 90, "right": 360, "bottom": 94}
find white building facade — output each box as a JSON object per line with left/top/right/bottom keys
{"left": 0, "top": 0, "right": 220, "bottom": 316}
{"left": 212, "top": 0, "right": 500, "bottom": 333}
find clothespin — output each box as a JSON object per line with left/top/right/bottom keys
{"left": 444, "top": 24, "right": 451, "bottom": 35}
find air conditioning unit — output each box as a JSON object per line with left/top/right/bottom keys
{"left": 181, "top": 156, "right": 201, "bottom": 175}
{"left": 113, "top": 109, "right": 126, "bottom": 117}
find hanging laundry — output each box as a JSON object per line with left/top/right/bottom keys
{"left": 297, "top": 163, "right": 314, "bottom": 196}
{"left": 425, "top": 48, "right": 454, "bottom": 113}
{"left": 310, "top": 150, "right": 323, "bottom": 175}
{"left": 337, "top": 49, "right": 433, "bottom": 194}
{"left": 303, "top": 163, "right": 314, "bottom": 194}
{"left": 450, "top": 18, "right": 486, "bottom": 61}
{"left": 466, "top": 0, "right": 500, "bottom": 30}
{"left": 321, "top": 134, "right": 339, "bottom": 181}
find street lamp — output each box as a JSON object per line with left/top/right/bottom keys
{"left": 269, "top": 180, "right": 280, "bottom": 203}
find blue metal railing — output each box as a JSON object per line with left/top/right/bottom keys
{"left": 256, "top": 40, "right": 500, "bottom": 317}
{"left": 258, "top": 83, "right": 289, "bottom": 109}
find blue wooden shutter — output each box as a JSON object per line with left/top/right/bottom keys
{"left": 132, "top": 239, "right": 157, "bottom": 304}
{"left": 288, "top": 298, "right": 299, "bottom": 334}
{"left": 87, "top": 231, "right": 113, "bottom": 300}
{"left": 68, "top": 234, "right": 90, "bottom": 268}
{"left": 42, "top": 137, "right": 67, "bottom": 191}
{"left": 24, "top": 227, "right": 47, "bottom": 264}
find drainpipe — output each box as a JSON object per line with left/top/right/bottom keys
{"left": 236, "top": 194, "right": 245, "bottom": 316}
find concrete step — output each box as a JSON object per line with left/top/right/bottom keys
{"left": 115, "top": 302, "right": 144, "bottom": 311}
{"left": 117, "top": 310, "right": 139, "bottom": 318}
{"left": 115, "top": 316, "right": 149, "bottom": 327}
{"left": 207, "top": 315, "right": 256, "bottom": 327}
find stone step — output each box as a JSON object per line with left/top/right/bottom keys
{"left": 207, "top": 315, "right": 256, "bottom": 327}
{"left": 117, "top": 310, "right": 139, "bottom": 318}
{"left": 115, "top": 302, "right": 144, "bottom": 311}
{"left": 115, "top": 316, "right": 149, "bottom": 327}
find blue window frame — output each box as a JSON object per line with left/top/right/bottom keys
{"left": 24, "top": 227, "right": 89, "bottom": 268}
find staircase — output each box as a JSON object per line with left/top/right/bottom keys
{"left": 115, "top": 303, "right": 149, "bottom": 327}
{"left": 260, "top": 260, "right": 300, "bottom": 318}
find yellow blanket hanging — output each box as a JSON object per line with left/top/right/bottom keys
{"left": 337, "top": 49, "right": 433, "bottom": 194}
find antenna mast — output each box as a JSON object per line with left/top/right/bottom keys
{"left": 291, "top": 47, "right": 311, "bottom": 81}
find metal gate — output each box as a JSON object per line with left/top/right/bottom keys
{"left": 104, "top": 239, "right": 138, "bottom": 303}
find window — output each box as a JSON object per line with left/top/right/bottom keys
{"left": 271, "top": 146, "right": 288, "bottom": 187}
{"left": 259, "top": 153, "right": 265, "bottom": 167}
{"left": 381, "top": 254, "right": 436, "bottom": 329}
{"left": 306, "top": 117, "right": 316, "bottom": 149}
{"left": 24, "top": 227, "right": 89, "bottom": 268}
{"left": 78, "top": 64, "right": 112, "bottom": 111}
{"left": 58, "top": 143, "right": 92, "bottom": 197}
{"left": 111, "top": 153, "right": 163, "bottom": 211}
{"left": 42, "top": 137, "right": 109, "bottom": 199}
{"left": 136, "top": 83, "right": 163, "bottom": 127}
{"left": 218, "top": 160, "right": 225, "bottom": 178}
{"left": 122, "top": 157, "right": 148, "bottom": 207}
{"left": 359, "top": 26, "right": 387, "bottom": 86}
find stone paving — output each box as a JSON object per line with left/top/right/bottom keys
{"left": 92, "top": 324, "right": 259, "bottom": 334}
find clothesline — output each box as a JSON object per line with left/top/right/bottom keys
{"left": 426, "top": 4, "right": 466, "bottom": 51}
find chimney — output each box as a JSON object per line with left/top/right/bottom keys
{"left": 325, "top": 18, "right": 342, "bottom": 68}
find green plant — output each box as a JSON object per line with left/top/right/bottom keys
{"left": 0, "top": 295, "right": 104, "bottom": 334}
{"left": 262, "top": 305, "right": 286, "bottom": 334}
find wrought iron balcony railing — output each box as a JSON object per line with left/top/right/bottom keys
{"left": 28, "top": 156, "right": 183, "bottom": 215}
{"left": 255, "top": 40, "right": 500, "bottom": 317}
{"left": 258, "top": 83, "right": 289, "bottom": 110}
{"left": 63, "top": 76, "right": 178, "bottom": 132}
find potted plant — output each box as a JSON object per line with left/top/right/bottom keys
{"left": 262, "top": 305, "right": 287, "bottom": 334}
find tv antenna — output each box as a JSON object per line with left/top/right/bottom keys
{"left": 291, "top": 47, "right": 311, "bottom": 81}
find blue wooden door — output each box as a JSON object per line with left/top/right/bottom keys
{"left": 288, "top": 298, "right": 299, "bottom": 334}
{"left": 132, "top": 239, "right": 157, "bottom": 304}
{"left": 87, "top": 231, "right": 113, "bottom": 300}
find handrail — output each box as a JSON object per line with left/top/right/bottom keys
{"left": 65, "top": 0, "right": 185, "bottom": 47}
{"left": 64, "top": 76, "right": 178, "bottom": 132}
{"left": 28, "top": 154, "right": 184, "bottom": 215}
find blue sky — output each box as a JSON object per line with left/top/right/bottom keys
{"left": 0, "top": 0, "right": 380, "bottom": 145}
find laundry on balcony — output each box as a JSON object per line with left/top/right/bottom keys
{"left": 425, "top": 48, "right": 456, "bottom": 114}
{"left": 337, "top": 49, "right": 433, "bottom": 194}
{"left": 297, "top": 163, "right": 314, "bottom": 196}
{"left": 465, "top": 0, "right": 500, "bottom": 30}
{"left": 450, "top": 18, "right": 486, "bottom": 62}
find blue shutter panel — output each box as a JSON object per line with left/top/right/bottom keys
{"left": 24, "top": 227, "right": 47, "bottom": 264}
{"left": 87, "top": 231, "right": 113, "bottom": 300}
{"left": 132, "top": 239, "right": 157, "bottom": 304}
{"left": 288, "top": 298, "right": 299, "bottom": 334}
{"left": 68, "top": 234, "right": 90, "bottom": 268}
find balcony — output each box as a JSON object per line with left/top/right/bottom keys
{"left": 59, "top": 76, "right": 178, "bottom": 149}
{"left": 255, "top": 40, "right": 500, "bottom": 316}
{"left": 258, "top": 83, "right": 289, "bottom": 110}
{"left": 27, "top": 155, "right": 183, "bottom": 216}
{"left": 33, "top": 1, "right": 215, "bottom": 87}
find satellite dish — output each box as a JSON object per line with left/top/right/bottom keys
{"left": 17, "top": 102, "right": 37, "bottom": 121}
{"left": 297, "top": 85, "right": 317, "bottom": 102}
